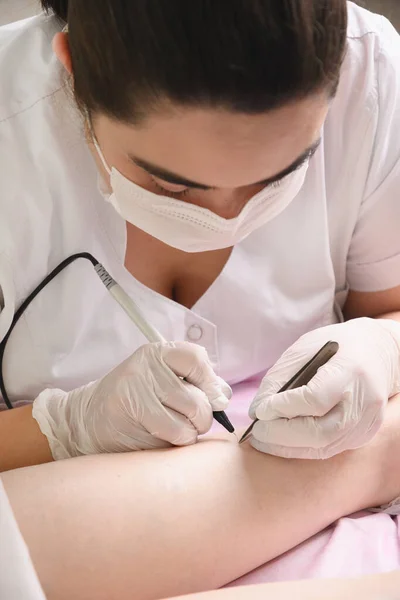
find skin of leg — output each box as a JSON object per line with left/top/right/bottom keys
{"left": 2, "top": 397, "right": 400, "bottom": 600}
{"left": 164, "top": 571, "right": 400, "bottom": 600}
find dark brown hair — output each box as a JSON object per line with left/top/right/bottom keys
{"left": 42, "top": 0, "right": 347, "bottom": 123}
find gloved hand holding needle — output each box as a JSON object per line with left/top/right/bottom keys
{"left": 32, "top": 342, "right": 231, "bottom": 460}
{"left": 249, "top": 318, "right": 400, "bottom": 460}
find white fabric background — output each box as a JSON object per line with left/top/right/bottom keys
{"left": 0, "top": 481, "right": 46, "bottom": 600}
{"left": 0, "top": 0, "right": 39, "bottom": 26}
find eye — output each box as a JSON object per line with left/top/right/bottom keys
{"left": 151, "top": 177, "right": 190, "bottom": 199}
{"left": 152, "top": 178, "right": 188, "bottom": 193}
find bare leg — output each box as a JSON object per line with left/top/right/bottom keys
{"left": 165, "top": 571, "right": 400, "bottom": 600}
{"left": 2, "top": 398, "right": 400, "bottom": 600}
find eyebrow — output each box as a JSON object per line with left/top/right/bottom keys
{"left": 128, "top": 138, "right": 321, "bottom": 191}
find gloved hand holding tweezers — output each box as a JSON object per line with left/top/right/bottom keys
{"left": 246, "top": 318, "right": 400, "bottom": 459}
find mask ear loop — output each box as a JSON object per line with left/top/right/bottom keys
{"left": 62, "top": 23, "right": 112, "bottom": 176}
{"left": 85, "top": 112, "right": 112, "bottom": 176}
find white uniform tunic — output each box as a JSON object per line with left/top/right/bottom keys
{"left": 0, "top": 3, "right": 399, "bottom": 407}
{"left": 0, "top": 481, "right": 46, "bottom": 599}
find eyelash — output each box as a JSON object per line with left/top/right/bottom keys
{"left": 152, "top": 167, "right": 292, "bottom": 200}
{"left": 152, "top": 181, "right": 191, "bottom": 199}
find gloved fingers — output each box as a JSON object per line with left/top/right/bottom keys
{"left": 254, "top": 347, "right": 316, "bottom": 400}
{"left": 159, "top": 380, "right": 214, "bottom": 435}
{"left": 102, "top": 423, "right": 172, "bottom": 452}
{"left": 139, "top": 397, "right": 201, "bottom": 446}
{"left": 249, "top": 379, "right": 283, "bottom": 416}
{"left": 252, "top": 400, "right": 352, "bottom": 451}
{"left": 249, "top": 373, "right": 290, "bottom": 419}
{"left": 250, "top": 436, "right": 365, "bottom": 460}
{"left": 250, "top": 341, "right": 343, "bottom": 419}
{"left": 265, "top": 335, "right": 335, "bottom": 383}
{"left": 162, "top": 342, "right": 230, "bottom": 411}
{"left": 253, "top": 357, "right": 352, "bottom": 421}
{"left": 252, "top": 394, "right": 384, "bottom": 456}
{"left": 250, "top": 409, "right": 383, "bottom": 459}
{"left": 250, "top": 437, "right": 332, "bottom": 459}
{"left": 216, "top": 376, "right": 233, "bottom": 401}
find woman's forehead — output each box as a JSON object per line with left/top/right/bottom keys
{"left": 95, "top": 94, "right": 329, "bottom": 189}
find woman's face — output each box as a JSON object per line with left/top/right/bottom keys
{"left": 91, "top": 94, "right": 328, "bottom": 219}
{"left": 54, "top": 31, "right": 329, "bottom": 220}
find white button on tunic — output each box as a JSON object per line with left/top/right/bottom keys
{"left": 186, "top": 324, "right": 204, "bottom": 342}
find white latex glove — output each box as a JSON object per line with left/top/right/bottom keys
{"left": 249, "top": 318, "right": 400, "bottom": 459}
{"left": 32, "top": 342, "right": 231, "bottom": 460}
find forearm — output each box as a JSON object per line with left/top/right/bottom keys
{"left": 2, "top": 405, "right": 399, "bottom": 600}
{"left": 0, "top": 405, "right": 52, "bottom": 472}
{"left": 166, "top": 571, "right": 400, "bottom": 600}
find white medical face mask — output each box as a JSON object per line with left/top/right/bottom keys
{"left": 93, "top": 136, "right": 309, "bottom": 253}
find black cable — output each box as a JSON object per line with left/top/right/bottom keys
{"left": 0, "top": 252, "right": 235, "bottom": 434}
{"left": 0, "top": 253, "right": 99, "bottom": 409}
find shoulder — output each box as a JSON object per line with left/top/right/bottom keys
{"left": 0, "top": 16, "right": 101, "bottom": 289}
{"left": 340, "top": 2, "right": 399, "bottom": 110}
{"left": 323, "top": 3, "right": 399, "bottom": 196}
{"left": 0, "top": 14, "right": 64, "bottom": 123}
{"left": 346, "top": 1, "right": 398, "bottom": 46}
